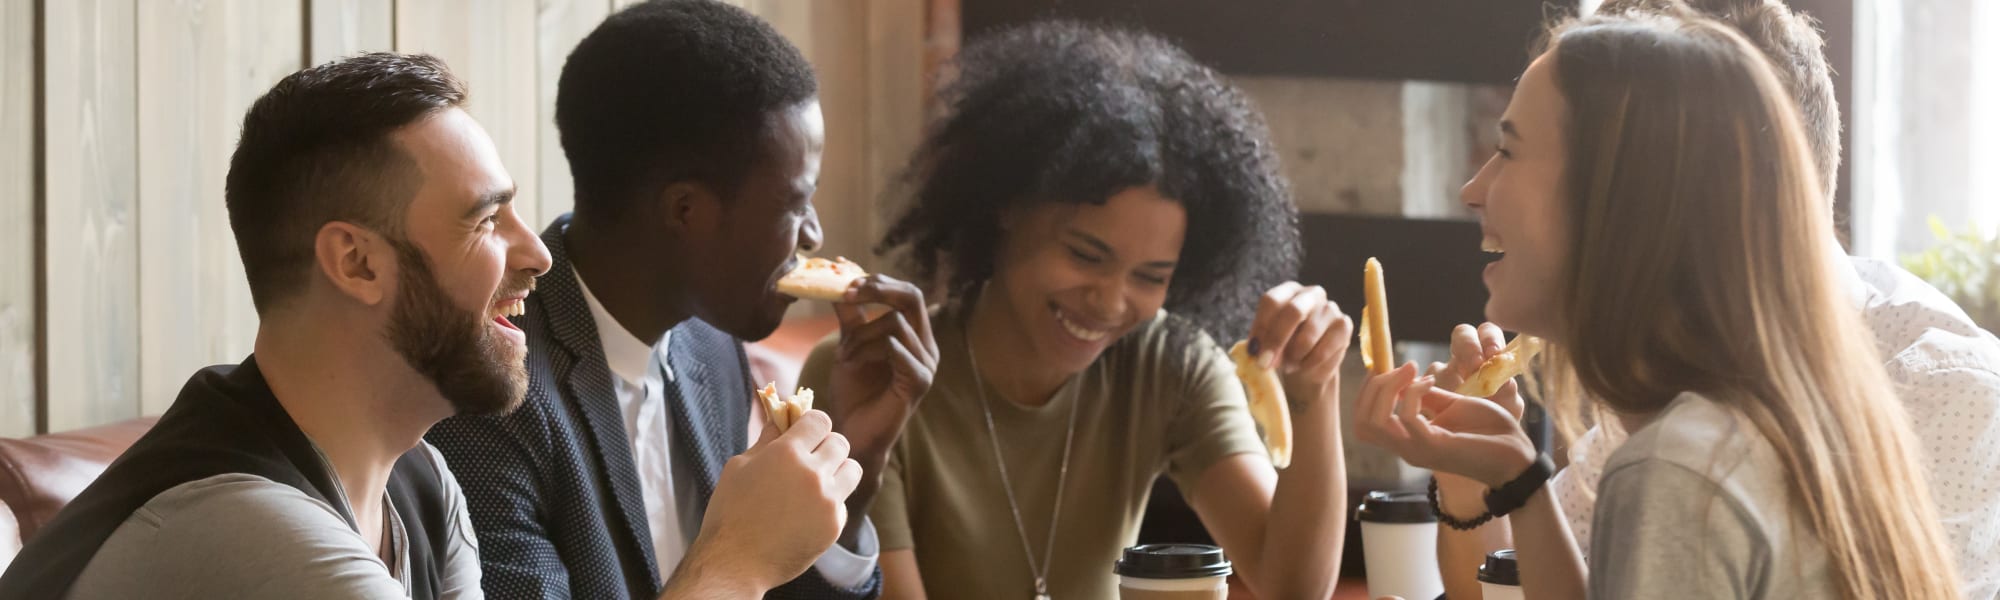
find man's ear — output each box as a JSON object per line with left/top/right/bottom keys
{"left": 314, "top": 221, "right": 393, "bottom": 306}
{"left": 658, "top": 180, "right": 723, "bottom": 237}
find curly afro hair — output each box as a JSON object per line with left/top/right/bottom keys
{"left": 878, "top": 20, "right": 1300, "bottom": 343}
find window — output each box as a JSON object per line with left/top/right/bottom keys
{"left": 1853, "top": 0, "right": 2000, "bottom": 258}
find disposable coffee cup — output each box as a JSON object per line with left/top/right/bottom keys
{"left": 1357, "top": 490, "right": 1445, "bottom": 600}
{"left": 1479, "top": 549, "right": 1523, "bottom": 600}
{"left": 1114, "top": 543, "right": 1231, "bottom": 600}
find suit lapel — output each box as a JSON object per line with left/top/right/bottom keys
{"left": 535, "top": 217, "right": 663, "bottom": 589}
{"left": 665, "top": 331, "right": 722, "bottom": 511}
{"left": 665, "top": 323, "right": 751, "bottom": 517}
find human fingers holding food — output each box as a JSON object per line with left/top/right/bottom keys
{"left": 831, "top": 274, "right": 939, "bottom": 405}
{"left": 1353, "top": 363, "right": 1535, "bottom": 487}
{"left": 1432, "top": 322, "right": 1532, "bottom": 420}
{"left": 1233, "top": 281, "right": 1353, "bottom": 469}
{"left": 777, "top": 258, "right": 938, "bottom": 457}
{"left": 777, "top": 256, "right": 939, "bottom": 547}
{"left": 1430, "top": 322, "right": 1534, "bottom": 527}
{"left": 1244, "top": 282, "right": 1353, "bottom": 398}
{"left": 690, "top": 410, "right": 860, "bottom": 592}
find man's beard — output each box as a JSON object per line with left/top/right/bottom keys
{"left": 383, "top": 239, "right": 530, "bottom": 417}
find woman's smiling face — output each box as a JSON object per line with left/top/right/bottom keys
{"left": 989, "top": 186, "right": 1187, "bottom": 375}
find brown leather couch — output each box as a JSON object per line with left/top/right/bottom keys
{"left": 0, "top": 417, "right": 157, "bottom": 567}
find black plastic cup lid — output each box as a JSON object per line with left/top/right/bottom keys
{"left": 1114, "top": 544, "right": 1233, "bottom": 579}
{"left": 1356, "top": 490, "right": 1437, "bottom": 524}
{"left": 1479, "top": 549, "right": 1520, "bottom": 585}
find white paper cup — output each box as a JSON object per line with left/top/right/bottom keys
{"left": 1115, "top": 544, "right": 1231, "bottom": 600}
{"left": 1117, "top": 574, "right": 1228, "bottom": 599}
{"left": 1357, "top": 491, "right": 1444, "bottom": 600}
{"left": 1481, "top": 581, "right": 1526, "bottom": 600}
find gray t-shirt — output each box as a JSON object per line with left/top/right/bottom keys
{"left": 1590, "top": 393, "right": 1835, "bottom": 599}
{"left": 66, "top": 443, "right": 483, "bottom": 599}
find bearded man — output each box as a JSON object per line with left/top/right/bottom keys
{"left": 0, "top": 52, "right": 550, "bottom": 600}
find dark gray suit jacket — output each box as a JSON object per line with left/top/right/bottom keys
{"left": 427, "top": 215, "right": 880, "bottom": 599}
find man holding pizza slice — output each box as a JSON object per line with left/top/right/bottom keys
{"left": 425, "top": 2, "right": 938, "bottom": 599}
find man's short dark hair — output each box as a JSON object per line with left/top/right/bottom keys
{"left": 225, "top": 52, "right": 468, "bottom": 313}
{"left": 555, "top": 0, "right": 817, "bottom": 218}
{"left": 1599, "top": 0, "right": 1840, "bottom": 196}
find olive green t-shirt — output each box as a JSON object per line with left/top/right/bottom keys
{"left": 799, "top": 308, "right": 1266, "bottom": 600}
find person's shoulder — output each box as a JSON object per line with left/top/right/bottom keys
{"left": 427, "top": 395, "right": 561, "bottom": 455}
{"left": 1849, "top": 258, "right": 2000, "bottom": 377}
{"left": 412, "top": 441, "right": 454, "bottom": 482}
{"left": 173, "top": 362, "right": 242, "bottom": 399}
{"left": 136, "top": 473, "right": 350, "bottom": 538}
{"left": 425, "top": 378, "right": 568, "bottom": 473}
{"left": 677, "top": 317, "right": 744, "bottom": 351}
{"left": 1094, "top": 311, "right": 1235, "bottom": 402}
{"left": 1598, "top": 397, "right": 1763, "bottom": 515}
{"left": 1606, "top": 394, "right": 1757, "bottom": 478}
{"left": 73, "top": 474, "right": 386, "bottom": 598}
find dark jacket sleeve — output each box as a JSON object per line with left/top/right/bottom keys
{"left": 427, "top": 411, "right": 574, "bottom": 600}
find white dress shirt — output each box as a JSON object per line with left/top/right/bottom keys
{"left": 574, "top": 271, "right": 878, "bottom": 589}
{"left": 1549, "top": 257, "right": 2000, "bottom": 598}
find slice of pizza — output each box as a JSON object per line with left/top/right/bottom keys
{"left": 757, "top": 382, "right": 790, "bottom": 431}
{"left": 1455, "top": 334, "right": 1544, "bottom": 398}
{"left": 776, "top": 256, "right": 868, "bottom": 301}
{"left": 1230, "top": 340, "right": 1293, "bottom": 469}
{"left": 757, "top": 382, "right": 819, "bottom": 433}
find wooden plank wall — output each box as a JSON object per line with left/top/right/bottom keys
{"left": 309, "top": 0, "right": 395, "bottom": 64}
{"left": 135, "top": 0, "right": 303, "bottom": 416}
{"left": 397, "top": 0, "right": 543, "bottom": 223}
{"left": 534, "top": 0, "right": 614, "bottom": 224}
{"left": 1, "top": 0, "right": 36, "bottom": 437}
{"left": 2, "top": 0, "right": 934, "bottom": 435}
{"left": 42, "top": 0, "right": 139, "bottom": 433}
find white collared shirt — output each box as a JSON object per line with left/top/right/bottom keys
{"left": 1550, "top": 257, "right": 2000, "bottom": 598}
{"left": 573, "top": 270, "right": 878, "bottom": 588}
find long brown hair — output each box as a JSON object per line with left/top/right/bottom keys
{"left": 1540, "top": 12, "right": 1959, "bottom": 600}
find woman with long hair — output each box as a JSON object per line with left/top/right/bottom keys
{"left": 1356, "top": 9, "right": 1961, "bottom": 599}
{"left": 801, "top": 20, "right": 1350, "bottom": 600}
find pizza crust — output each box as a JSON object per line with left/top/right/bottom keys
{"left": 776, "top": 256, "right": 868, "bottom": 301}
{"left": 1231, "top": 340, "right": 1293, "bottom": 469}
{"left": 758, "top": 382, "right": 817, "bottom": 432}
{"left": 1360, "top": 257, "right": 1394, "bottom": 375}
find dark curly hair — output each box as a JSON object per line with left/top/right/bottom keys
{"left": 555, "top": 0, "right": 817, "bottom": 218}
{"left": 878, "top": 20, "right": 1300, "bottom": 343}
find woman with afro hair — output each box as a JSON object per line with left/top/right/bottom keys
{"left": 801, "top": 20, "right": 1351, "bottom": 599}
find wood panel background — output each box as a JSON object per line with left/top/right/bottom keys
{"left": 396, "top": 0, "right": 543, "bottom": 224}
{"left": 1, "top": 0, "right": 36, "bottom": 437}
{"left": 3, "top": 0, "right": 937, "bottom": 435}
{"left": 42, "top": 0, "right": 139, "bottom": 433}
{"left": 308, "top": 0, "right": 395, "bottom": 65}
{"left": 135, "top": 0, "right": 303, "bottom": 416}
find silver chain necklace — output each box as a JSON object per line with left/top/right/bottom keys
{"left": 966, "top": 322, "right": 1080, "bottom": 600}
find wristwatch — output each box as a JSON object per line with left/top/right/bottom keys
{"left": 1484, "top": 452, "right": 1556, "bottom": 518}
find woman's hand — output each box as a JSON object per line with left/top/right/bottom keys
{"left": 1247, "top": 282, "right": 1353, "bottom": 405}
{"left": 1429, "top": 323, "right": 1525, "bottom": 419}
{"left": 1354, "top": 363, "right": 1536, "bottom": 488}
